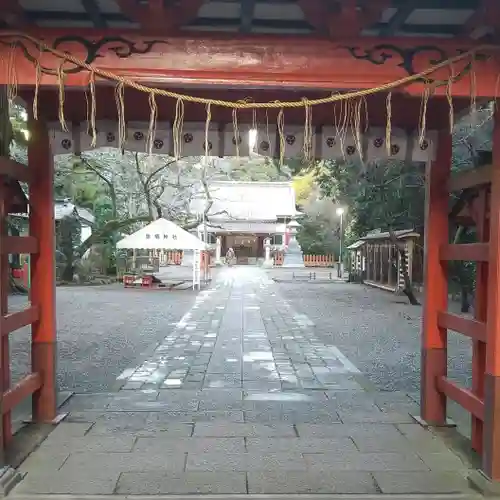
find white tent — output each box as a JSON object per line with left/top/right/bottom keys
{"left": 116, "top": 218, "right": 206, "bottom": 251}
{"left": 117, "top": 218, "right": 207, "bottom": 290}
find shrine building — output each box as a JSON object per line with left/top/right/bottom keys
{"left": 190, "top": 181, "right": 299, "bottom": 264}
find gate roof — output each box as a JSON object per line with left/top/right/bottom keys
{"left": 3, "top": 0, "right": 496, "bottom": 41}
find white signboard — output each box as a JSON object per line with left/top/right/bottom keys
{"left": 193, "top": 249, "right": 201, "bottom": 290}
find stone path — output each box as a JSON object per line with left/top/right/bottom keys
{"left": 11, "top": 267, "right": 478, "bottom": 497}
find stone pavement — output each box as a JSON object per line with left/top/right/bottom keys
{"left": 11, "top": 267, "right": 479, "bottom": 497}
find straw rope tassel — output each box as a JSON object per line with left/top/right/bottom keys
{"left": 7, "top": 43, "right": 18, "bottom": 103}
{"left": 277, "top": 108, "right": 285, "bottom": 167}
{"left": 470, "top": 57, "right": 477, "bottom": 116}
{"left": 252, "top": 107, "right": 258, "bottom": 153}
{"left": 146, "top": 91, "right": 158, "bottom": 157}
{"left": 418, "top": 85, "right": 431, "bottom": 147}
{"left": 57, "top": 61, "right": 68, "bottom": 132}
{"left": 265, "top": 110, "right": 271, "bottom": 154}
{"left": 385, "top": 92, "right": 392, "bottom": 156}
{"left": 89, "top": 71, "right": 97, "bottom": 147}
{"left": 302, "top": 98, "right": 313, "bottom": 163}
{"left": 173, "top": 98, "right": 185, "bottom": 160}
{"left": 33, "top": 59, "right": 42, "bottom": 121}
{"left": 204, "top": 102, "right": 212, "bottom": 161}
{"left": 446, "top": 76, "right": 454, "bottom": 134}
{"left": 115, "top": 82, "right": 126, "bottom": 150}
{"left": 353, "top": 98, "right": 366, "bottom": 163}
{"left": 232, "top": 107, "right": 240, "bottom": 159}
{"left": 337, "top": 99, "right": 349, "bottom": 159}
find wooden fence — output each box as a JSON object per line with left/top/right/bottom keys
{"left": 155, "top": 251, "right": 334, "bottom": 267}
{"left": 274, "top": 253, "right": 335, "bottom": 267}
{"left": 159, "top": 251, "right": 183, "bottom": 265}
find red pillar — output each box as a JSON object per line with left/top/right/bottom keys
{"left": 0, "top": 183, "right": 11, "bottom": 446}
{"left": 484, "top": 107, "right": 500, "bottom": 480}
{"left": 420, "top": 131, "right": 451, "bottom": 424}
{"left": 28, "top": 115, "right": 57, "bottom": 423}
{"left": 472, "top": 190, "right": 488, "bottom": 453}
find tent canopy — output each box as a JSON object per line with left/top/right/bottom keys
{"left": 116, "top": 218, "right": 206, "bottom": 250}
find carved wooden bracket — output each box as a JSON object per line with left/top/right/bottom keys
{"left": 463, "top": 0, "right": 500, "bottom": 40}
{"left": 117, "top": 0, "right": 204, "bottom": 34}
{"left": 298, "top": 0, "right": 390, "bottom": 38}
{"left": 0, "top": 0, "right": 26, "bottom": 27}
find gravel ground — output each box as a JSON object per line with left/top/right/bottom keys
{"left": 8, "top": 285, "right": 196, "bottom": 393}
{"left": 276, "top": 280, "right": 472, "bottom": 394}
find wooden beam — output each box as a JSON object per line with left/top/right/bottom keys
{"left": 438, "top": 311, "right": 487, "bottom": 342}
{"left": 1, "top": 236, "right": 38, "bottom": 255}
{"left": 440, "top": 243, "right": 490, "bottom": 262}
{"left": 380, "top": 0, "right": 418, "bottom": 36}
{"left": 81, "top": 0, "right": 108, "bottom": 29}
{"left": 240, "top": 0, "right": 257, "bottom": 33}
{"left": 0, "top": 157, "right": 34, "bottom": 184}
{"left": 1, "top": 306, "right": 39, "bottom": 336}
{"left": 437, "top": 376, "right": 484, "bottom": 420}
{"left": 448, "top": 164, "right": 492, "bottom": 192}
{"left": 2, "top": 373, "right": 41, "bottom": 414}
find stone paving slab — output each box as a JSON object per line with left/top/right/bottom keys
{"left": 133, "top": 437, "right": 245, "bottom": 453}
{"left": 247, "top": 470, "right": 379, "bottom": 494}
{"left": 14, "top": 469, "right": 120, "bottom": 495}
{"left": 372, "top": 471, "right": 472, "bottom": 494}
{"left": 303, "top": 451, "right": 430, "bottom": 471}
{"left": 115, "top": 471, "right": 247, "bottom": 494}
{"left": 58, "top": 450, "right": 187, "bottom": 473}
{"left": 193, "top": 422, "right": 296, "bottom": 437}
{"left": 39, "top": 434, "right": 135, "bottom": 453}
{"left": 186, "top": 452, "right": 308, "bottom": 471}
{"left": 295, "top": 422, "right": 407, "bottom": 438}
{"left": 245, "top": 437, "right": 357, "bottom": 453}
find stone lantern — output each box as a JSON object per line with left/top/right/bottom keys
{"left": 263, "top": 237, "right": 273, "bottom": 267}
{"left": 283, "top": 219, "right": 304, "bottom": 267}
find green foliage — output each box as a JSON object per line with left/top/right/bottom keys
{"left": 292, "top": 171, "right": 316, "bottom": 206}
{"left": 315, "top": 159, "right": 425, "bottom": 241}
{"left": 296, "top": 212, "right": 338, "bottom": 256}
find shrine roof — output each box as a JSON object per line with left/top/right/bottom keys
{"left": 6, "top": 0, "right": 494, "bottom": 41}
{"left": 189, "top": 180, "right": 297, "bottom": 221}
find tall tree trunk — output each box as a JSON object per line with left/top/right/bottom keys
{"left": 460, "top": 287, "right": 470, "bottom": 313}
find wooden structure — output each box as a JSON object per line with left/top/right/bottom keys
{"left": 274, "top": 253, "right": 335, "bottom": 268}
{"left": 348, "top": 229, "right": 423, "bottom": 292}
{"left": 0, "top": 0, "right": 500, "bottom": 488}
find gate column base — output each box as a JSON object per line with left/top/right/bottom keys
{"left": 410, "top": 414, "right": 456, "bottom": 428}
{"left": 469, "top": 470, "right": 500, "bottom": 496}
{"left": 0, "top": 466, "right": 22, "bottom": 495}
{"left": 420, "top": 347, "right": 448, "bottom": 425}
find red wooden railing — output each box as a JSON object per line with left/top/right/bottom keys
{"left": 274, "top": 253, "right": 335, "bottom": 267}
{"left": 0, "top": 136, "right": 57, "bottom": 446}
